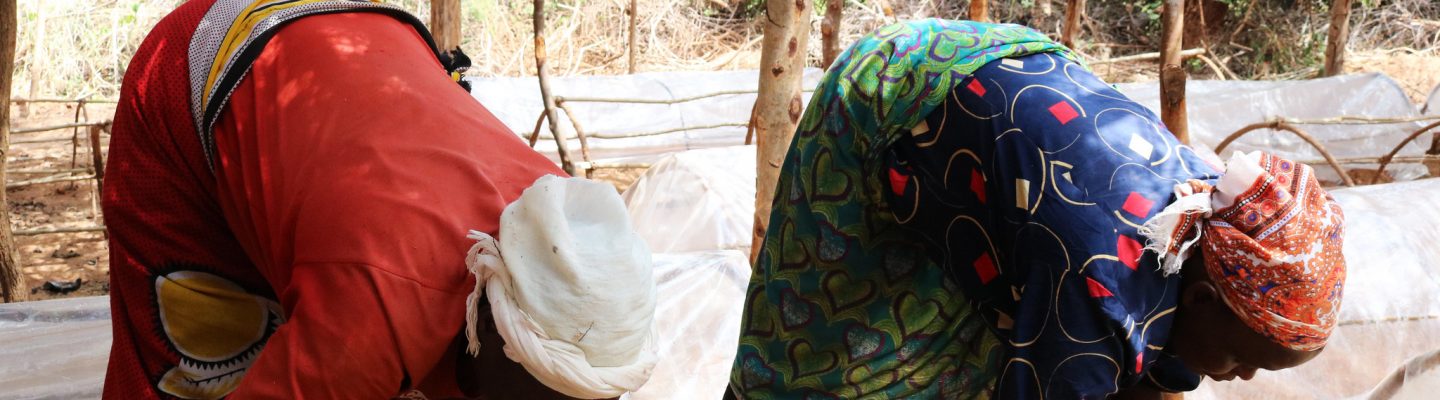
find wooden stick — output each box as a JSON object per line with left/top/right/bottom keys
{"left": 588, "top": 162, "right": 651, "bottom": 170}
{"left": 1372, "top": 120, "right": 1440, "bottom": 184}
{"left": 558, "top": 87, "right": 816, "bottom": 105}
{"left": 533, "top": 0, "right": 576, "bottom": 176}
{"left": 70, "top": 98, "right": 85, "bottom": 169}
{"left": 1089, "top": 48, "right": 1205, "bottom": 65}
{"left": 89, "top": 125, "right": 105, "bottom": 195}
{"left": 1159, "top": 0, "right": 1189, "bottom": 143}
{"left": 744, "top": 101, "right": 757, "bottom": 145}
{"left": 430, "top": 0, "right": 461, "bottom": 52}
{"left": 0, "top": 0, "right": 22, "bottom": 302}
{"left": 555, "top": 100, "right": 592, "bottom": 163}
{"left": 6, "top": 174, "right": 97, "bottom": 188}
{"left": 970, "top": 0, "right": 989, "bottom": 23}
{"left": 528, "top": 111, "right": 546, "bottom": 147}
{"left": 1062, "top": 0, "right": 1086, "bottom": 49}
{"left": 12, "top": 135, "right": 111, "bottom": 145}
{"left": 14, "top": 225, "right": 107, "bottom": 236}
{"left": 821, "top": 0, "right": 844, "bottom": 67}
{"left": 1323, "top": 0, "right": 1354, "bottom": 77}
{"left": 1214, "top": 121, "right": 1356, "bottom": 187}
{"left": 11, "top": 120, "right": 113, "bottom": 135}
{"left": 7, "top": 168, "right": 89, "bottom": 175}
{"left": 628, "top": 0, "right": 639, "bottom": 74}
{"left": 10, "top": 97, "right": 117, "bottom": 104}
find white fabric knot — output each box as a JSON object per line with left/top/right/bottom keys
{"left": 461, "top": 175, "right": 658, "bottom": 399}
{"left": 1137, "top": 181, "right": 1213, "bottom": 276}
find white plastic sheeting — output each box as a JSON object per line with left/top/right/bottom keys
{"left": 471, "top": 71, "right": 1434, "bottom": 182}
{"left": 622, "top": 146, "right": 756, "bottom": 255}
{"left": 467, "top": 69, "right": 822, "bottom": 162}
{"left": 1115, "top": 73, "right": 1433, "bottom": 183}
{"left": 624, "top": 250, "right": 749, "bottom": 400}
{"left": 1189, "top": 177, "right": 1440, "bottom": 399}
{"left": 1356, "top": 349, "right": 1440, "bottom": 400}
{"left": 0, "top": 296, "right": 110, "bottom": 400}
{"left": 1427, "top": 83, "right": 1440, "bottom": 115}
{"left": 0, "top": 250, "right": 750, "bottom": 400}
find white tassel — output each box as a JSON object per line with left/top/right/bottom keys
{"left": 1137, "top": 182, "right": 1213, "bottom": 276}
{"left": 463, "top": 230, "right": 503, "bottom": 356}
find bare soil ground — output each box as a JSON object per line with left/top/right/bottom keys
{"left": 8, "top": 102, "right": 113, "bottom": 301}
{"left": 6, "top": 51, "right": 1438, "bottom": 302}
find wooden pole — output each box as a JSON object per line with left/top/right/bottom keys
{"left": 1062, "top": 0, "right": 1086, "bottom": 49}
{"left": 1323, "top": 0, "right": 1354, "bottom": 77}
{"left": 628, "top": 0, "right": 638, "bottom": 74}
{"left": 970, "top": 0, "right": 989, "bottom": 23}
{"left": 1159, "top": 0, "right": 1189, "bottom": 143}
{"left": 821, "top": 0, "right": 844, "bottom": 68}
{"left": 555, "top": 100, "right": 593, "bottom": 164}
{"left": 751, "top": 0, "right": 812, "bottom": 263}
{"left": 89, "top": 125, "right": 106, "bottom": 195}
{"left": 431, "top": 0, "right": 462, "bottom": 52}
{"left": 533, "top": 0, "right": 576, "bottom": 176}
{"left": 1, "top": 0, "right": 25, "bottom": 302}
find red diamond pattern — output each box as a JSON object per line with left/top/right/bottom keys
{"left": 970, "top": 169, "right": 987, "bottom": 204}
{"left": 973, "top": 253, "right": 998, "bottom": 284}
{"left": 1048, "top": 101, "right": 1079, "bottom": 125}
{"left": 1122, "top": 192, "right": 1155, "bottom": 218}
{"left": 967, "top": 79, "right": 987, "bottom": 97}
{"left": 1117, "top": 235, "right": 1142, "bottom": 270}
{"left": 888, "top": 167, "right": 908, "bottom": 196}
{"left": 1086, "top": 277, "right": 1114, "bottom": 298}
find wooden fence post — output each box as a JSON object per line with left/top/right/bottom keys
{"left": 431, "top": 0, "right": 462, "bottom": 51}
{"left": 970, "top": 0, "right": 989, "bottom": 23}
{"left": 532, "top": 0, "right": 576, "bottom": 176}
{"left": 752, "top": 0, "right": 812, "bottom": 263}
{"left": 821, "top": 0, "right": 844, "bottom": 68}
{"left": 1062, "top": 0, "right": 1086, "bottom": 49}
{"left": 1, "top": 0, "right": 25, "bottom": 302}
{"left": 1159, "top": 0, "right": 1189, "bottom": 143}
{"left": 1323, "top": 0, "right": 1353, "bottom": 77}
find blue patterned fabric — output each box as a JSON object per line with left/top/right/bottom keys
{"left": 884, "top": 52, "right": 1217, "bottom": 398}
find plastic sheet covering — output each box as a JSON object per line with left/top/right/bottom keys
{"left": 0, "top": 251, "right": 749, "bottom": 399}
{"left": 1426, "top": 83, "right": 1440, "bottom": 115}
{"left": 622, "top": 146, "right": 756, "bottom": 254}
{"left": 1355, "top": 349, "right": 1440, "bottom": 400}
{"left": 623, "top": 250, "right": 750, "bottom": 400}
{"left": 469, "top": 71, "right": 1430, "bottom": 183}
{"left": 1115, "top": 73, "right": 1433, "bottom": 183}
{"left": 1189, "top": 178, "right": 1440, "bottom": 399}
{"left": 466, "top": 69, "right": 821, "bottom": 162}
{"left": 0, "top": 296, "right": 111, "bottom": 400}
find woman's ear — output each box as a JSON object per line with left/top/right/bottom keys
{"left": 1181, "top": 280, "right": 1220, "bottom": 311}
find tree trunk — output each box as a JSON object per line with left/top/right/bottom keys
{"left": 1159, "top": 0, "right": 1189, "bottom": 143}
{"left": 533, "top": 0, "right": 576, "bottom": 176}
{"left": 431, "top": 0, "right": 462, "bottom": 51}
{"left": 1323, "top": 0, "right": 1353, "bottom": 77}
{"left": 751, "top": 0, "right": 812, "bottom": 263}
{"left": 1062, "top": 0, "right": 1085, "bottom": 49}
{"left": 1, "top": 0, "right": 25, "bottom": 302}
{"left": 628, "top": 0, "right": 639, "bottom": 74}
{"left": 969, "top": 0, "right": 989, "bottom": 23}
{"left": 821, "top": 0, "right": 843, "bottom": 68}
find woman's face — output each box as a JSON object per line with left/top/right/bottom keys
{"left": 1168, "top": 279, "right": 1323, "bottom": 382}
